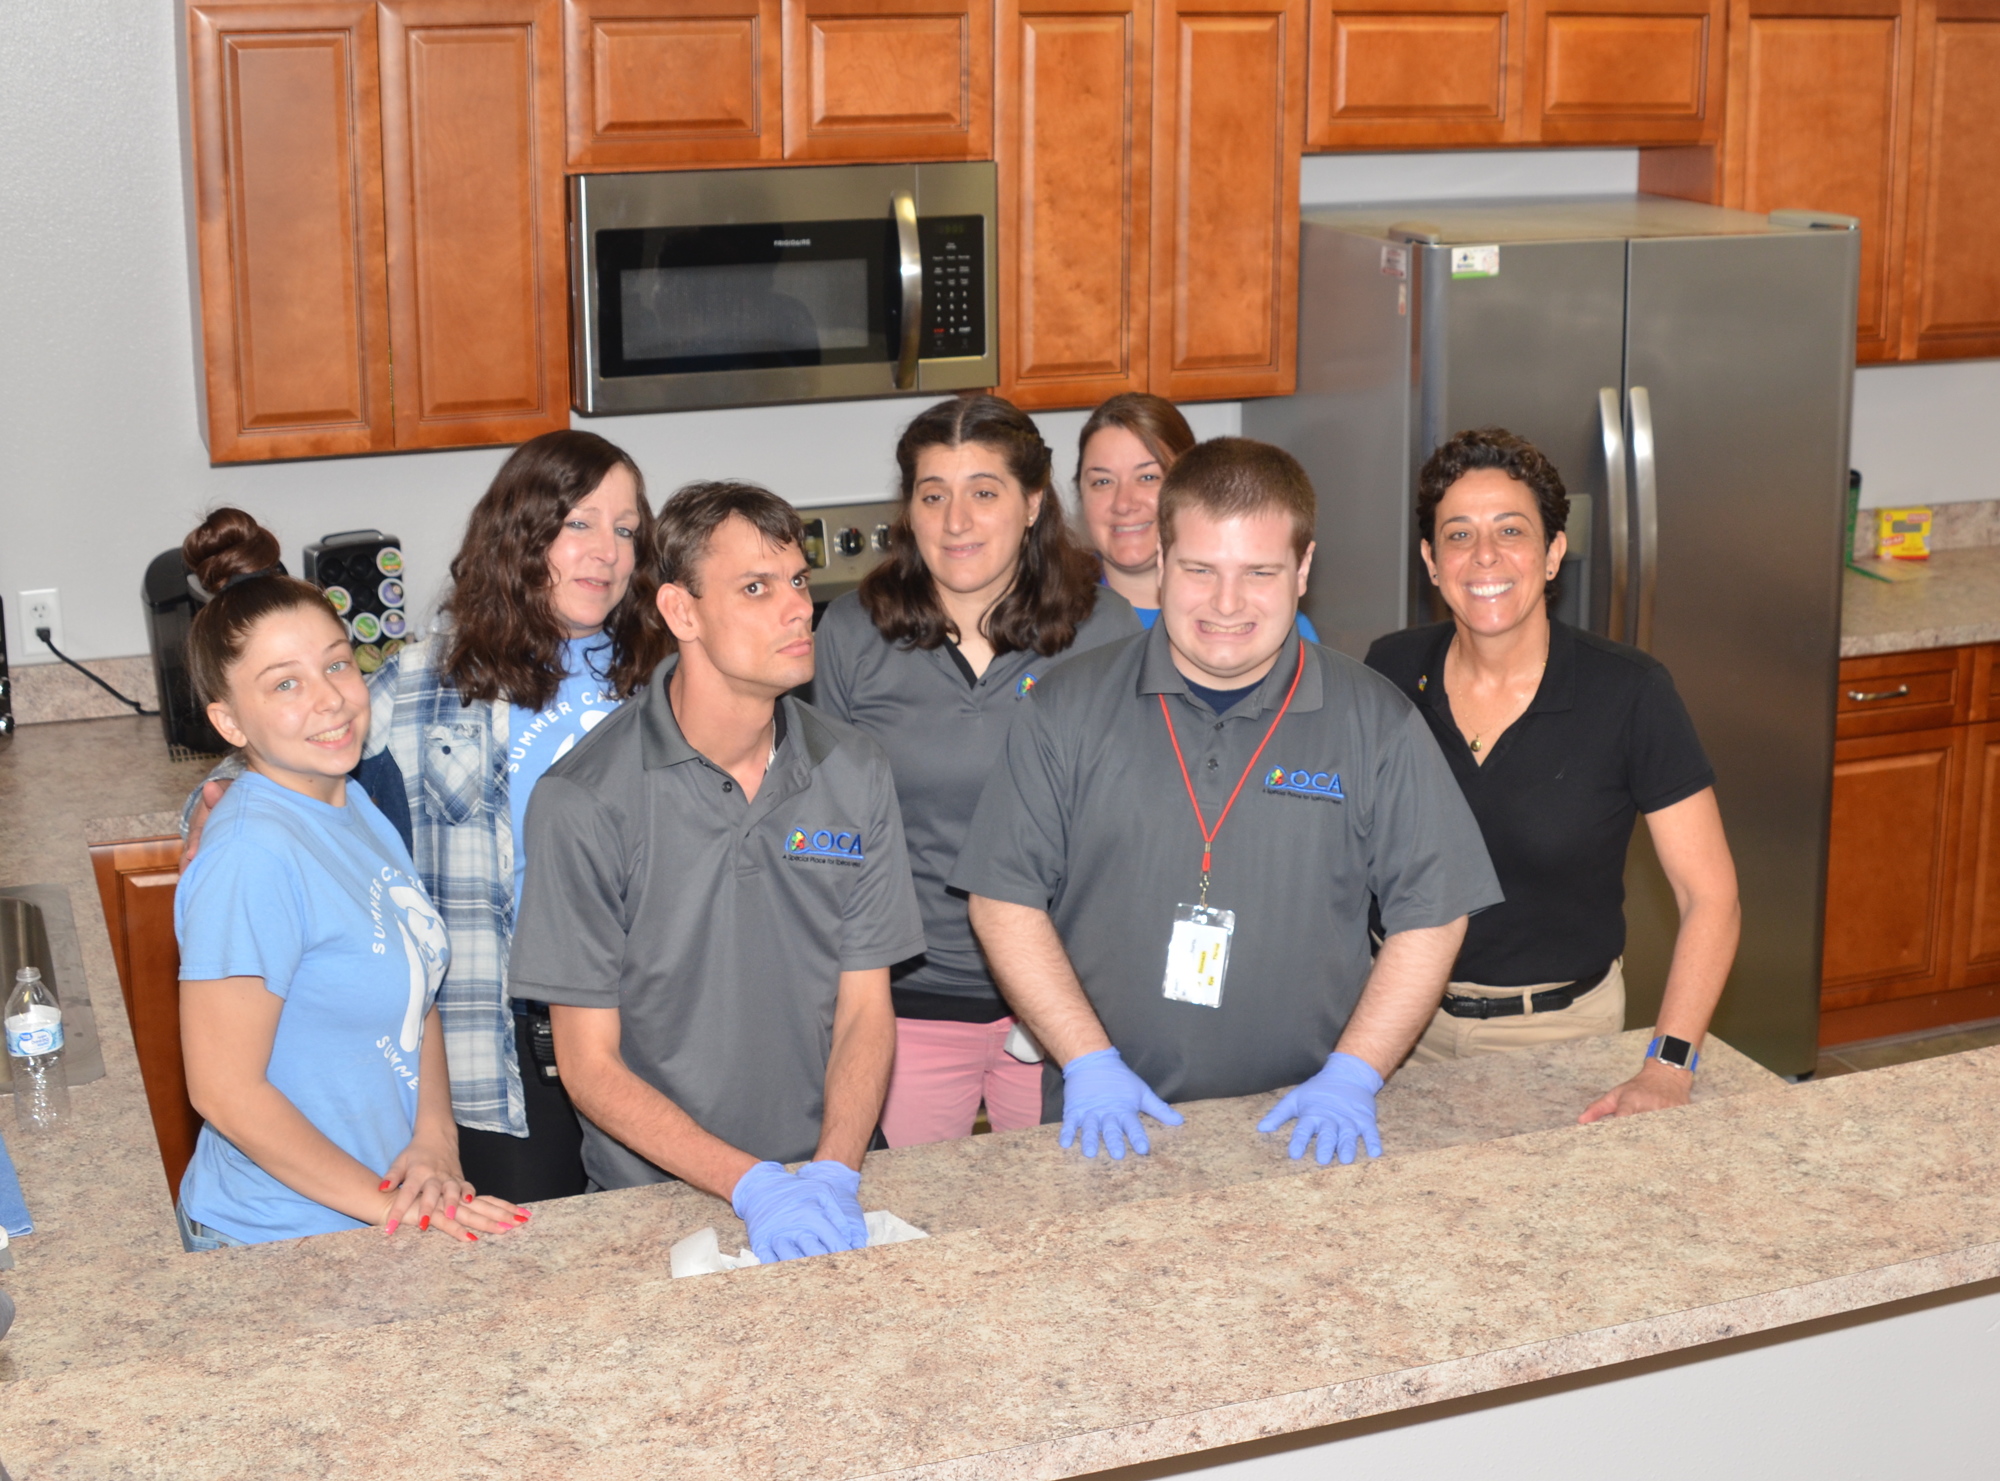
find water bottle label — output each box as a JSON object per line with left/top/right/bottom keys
{"left": 5, "top": 1009, "right": 62, "bottom": 1058}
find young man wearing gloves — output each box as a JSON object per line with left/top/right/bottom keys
{"left": 510, "top": 482, "right": 925, "bottom": 1260}
{"left": 954, "top": 439, "right": 1502, "bottom": 1164}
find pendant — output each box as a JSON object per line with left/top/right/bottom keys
{"left": 1469, "top": 736, "right": 1483, "bottom": 753}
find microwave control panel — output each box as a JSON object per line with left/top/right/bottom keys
{"left": 918, "top": 216, "right": 987, "bottom": 360}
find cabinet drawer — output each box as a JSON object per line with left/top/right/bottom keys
{"left": 1835, "top": 646, "right": 1973, "bottom": 737}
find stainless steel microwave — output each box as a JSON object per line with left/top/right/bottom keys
{"left": 569, "top": 163, "right": 997, "bottom": 415}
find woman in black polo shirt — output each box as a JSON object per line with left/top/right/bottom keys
{"left": 810, "top": 394, "right": 1140, "bottom": 1145}
{"left": 1366, "top": 427, "right": 1741, "bottom": 1121}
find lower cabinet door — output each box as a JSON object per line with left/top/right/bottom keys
{"left": 1821, "top": 723, "right": 1966, "bottom": 1007}
{"left": 1952, "top": 721, "right": 2000, "bottom": 987}
{"left": 379, "top": 0, "right": 570, "bottom": 448}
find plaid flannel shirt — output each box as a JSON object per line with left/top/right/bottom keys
{"left": 364, "top": 641, "right": 528, "bottom": 1137}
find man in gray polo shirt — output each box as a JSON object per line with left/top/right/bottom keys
{"left": 511, "top": 482, "right": 925, "bottom": 1262}
{"left": 953, "top": 439, "right": 1501, "bottom": 1165}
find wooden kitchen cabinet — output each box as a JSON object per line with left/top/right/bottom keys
{"left": 379, "top": 0, "right": 570, "bottom": 449}
{"left": 88, "top": 837, "right": 200, "bottom": 1200}
{"left": 782, "top": 0, "right": 995, "bottom": 160}
{"left": 1899, "top": 0, "right": 2000, "bottom": 359}
{"left": 1525, "top": 0, "right": 1724, "bottom": 143}
{"left": 1151, "top": 0, "right": 1306, "bottom": 401}
{"left": 186, "top": 3, "right": 394, "bottom": 461}
{"left": 996, "top": 0, "right": 1153, "bottom": 407}
{"left": 1306, "top": 0, "right": 1523, "bottom": 148}
{"left": 1721, "top": 0, "right": 1915, "bottom": 362}
{"left": 187, "top": 0, "right": 568, "bottom": 463}
{"left": 562, "top": 0, "right": 784, "bottom": 168}
{"left": 1821, "top": 643, "right": 2000, "bottom": 1045}
{"left": 1821, "top": 721, "right": 1964, "bottom": 1005}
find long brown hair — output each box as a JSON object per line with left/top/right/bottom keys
{"left": 860, "top": 394, "right": 1102, "bottom": 656}
{"left": 441, "top": 430, "right": 670, "bottom": 711}
{"left": 1074, "top": 392, "right": 1197, "bottom": 496}
{"left": 182, "top": 508, "right": 345, "bottom": 707}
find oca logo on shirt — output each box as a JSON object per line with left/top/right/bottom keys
{"left": 785, "top": 826, "right": 866, "bottom": 866}
{"left": 1264, "top": 765, "right": 1345, "bottom": 802}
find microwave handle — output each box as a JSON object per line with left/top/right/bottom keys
{"left": 893, "top": 190, "right": 921, "bottom": 390}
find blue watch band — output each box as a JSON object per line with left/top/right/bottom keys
{"left": 1646, "top": 1034, "right": 1699, "bottom": 1072}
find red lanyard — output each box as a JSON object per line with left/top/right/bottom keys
{"left": 1159, "top": 643, "right": 1306, "bottom": 902}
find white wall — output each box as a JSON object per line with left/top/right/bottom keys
{"left": 2, "top": 6, "right": 1990, "bottom": 667}
{"left": 1850, "top": 359, "right": 2000, "bottom": 508}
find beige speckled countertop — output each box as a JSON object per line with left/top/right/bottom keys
{"left": 1, "top": 717, "right": 1996, "bottom": 1479}
{"left": 1841, "top": 546, "right": 2000, "bottom": 657}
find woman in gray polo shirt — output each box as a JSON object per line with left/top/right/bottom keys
{"left": 811, "top": 394, "right": 1140, "bottom": 1145}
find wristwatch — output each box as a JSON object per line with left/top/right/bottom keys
{"left": 1646, "top": 1034, "right": 1699, "bottom": 1073}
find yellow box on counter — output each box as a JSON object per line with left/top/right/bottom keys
{"left": 1877, "top": 507, "right": 1934, "bottom": 561}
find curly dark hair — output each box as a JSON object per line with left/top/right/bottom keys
{"left": 860, "top": 394, "right": 1103, "bottom": 657}
{"left": 1416, "top": 428, "right": 1570, "bottom": 547}
{"left": 440, "top": 430, "right": 670, "bottom": 711}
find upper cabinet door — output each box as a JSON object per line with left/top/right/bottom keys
{"left": 1901, "top": 0, "right": 2000, "bottom": 359}
{"left": 1306, "top": 0, "right": 1524, "bottom": 148}
{"left": 782, "top": 0, "right": 995, "bottom": 159}
{"left": 1525, "top": 0, "right": 1724, "bottom": 143}
{"left": 1153, "top": 0, "right": 1306, "bottom": 401}
{"left": 563, "top": 0, "right": 784, "bottom": 168}
{"left": 1723, "top": 0, "right": 1915, "bottom": 362}
{"left": 378, "top": 0, "right": 570, "bottom": 448}
{"left": 997, "top": 0, "right": 1152, "bottom": 408}
{"left": 186, "top": 4, "right": 393, "bottom": 462}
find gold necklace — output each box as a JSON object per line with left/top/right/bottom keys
{"left": 1462, "top": 657, "right": 1546, "bottom": 756}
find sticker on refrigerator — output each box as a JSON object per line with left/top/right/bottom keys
{"left": 1379, "top": 244, "right": 1408, "bottom": 280}
{"left": 1450, "top": 245, "right": 1500, "bottom": 279}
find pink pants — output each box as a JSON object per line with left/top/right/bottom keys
{"left": 879, "top": 1016, "right": 1046, "bottom": 1147}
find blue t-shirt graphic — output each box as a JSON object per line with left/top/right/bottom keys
{"left": 175, "top": 772, "right": 450, "bottom": 1244}
{"left": 507, "top": 635, "right": 621, "bottom": 907}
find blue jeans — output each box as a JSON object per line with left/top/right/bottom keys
{"left": 176, "top": 1199, "right": 248, "bottom": 1253}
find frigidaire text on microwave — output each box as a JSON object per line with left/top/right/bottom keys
{"left": 570, "top": 163, "right": 997, "bottom": 415}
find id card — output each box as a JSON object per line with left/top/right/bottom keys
{"left": 1162, "top": 903, "right": 1235, "bottom": 1009}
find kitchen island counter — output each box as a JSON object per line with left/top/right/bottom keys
{"left": 2, "top": 716, "right": 1997, "bottom": 1479}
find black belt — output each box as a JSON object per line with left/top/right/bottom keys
{"left": 1439, "top": 964, "right": 1611, "bottom": 1020}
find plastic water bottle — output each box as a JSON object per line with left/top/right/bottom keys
{"left": 6, "top": 966, "right": 69, "bottom": 1133}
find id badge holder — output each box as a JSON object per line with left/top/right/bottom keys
{"left": 1162, "top": 903, "right": 1236, "bottom": 1009}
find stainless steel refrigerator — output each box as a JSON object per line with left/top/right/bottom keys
{"left": 1244, "top": 195, "right": 1860, "bottom": 1076}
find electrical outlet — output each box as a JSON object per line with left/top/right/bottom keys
{"left": 19, "top": 589, "right": 61, "bottom": 661}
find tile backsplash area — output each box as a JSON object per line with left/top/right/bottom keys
{"left": 1853, "top": 498, "right": 2000, "bottom": 560}
{"left": 9, "top": 656, "right": 160, "bottom": 725}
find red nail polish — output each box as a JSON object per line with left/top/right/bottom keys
{"left": 467, "top": 1233, "right": 478, "bottom": 1242}
{"left": 378, "top": 1179, "right": 392, "bottom": 1192}
{"left": 419, "top": 1214, "right": 429, "bottom": 1231}
{"left": 463, "top": 1191, "right": 474, "bottom": 1203}
{"left": 514, "top": 1212, "right": 530, "bottom": 1223}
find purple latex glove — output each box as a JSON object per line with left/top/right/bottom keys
{"left": 1256, "top": 1051, "right": 1384, "bottom": 1165}
{"left": 1060, "top": 1047, "right": 1184, "bottom": 1159}
{"left": 730, "top": 1161, "right": 859, "bottom": 1262}
{"left": 794, "top": 1159, "right": 869, "bottom": 1249}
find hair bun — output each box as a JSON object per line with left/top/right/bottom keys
{"left": 183, "top": 507, "right": 282, "bottom": 596}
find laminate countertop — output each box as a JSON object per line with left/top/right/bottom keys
{"left": 1841, "top": 545, "right": 2000, "bottom": 657}
{"left": 2, "top": 717, "right": 1997, "bottom": 1479}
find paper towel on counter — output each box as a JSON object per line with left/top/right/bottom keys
{"left": 669, "top": 1210, "right": 928, "bottom": 1277}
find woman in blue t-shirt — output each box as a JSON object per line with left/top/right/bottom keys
{"left": 174, "top": 509, "right": 528, "bottom": 1249}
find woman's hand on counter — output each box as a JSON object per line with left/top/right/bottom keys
{"left": 1576, "top": 1059, "right": 1694, "bottom": 1123}
{"left": 380, "top": 1139, "right": 527, "bottom": 1240}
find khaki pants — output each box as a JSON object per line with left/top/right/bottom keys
{"left": 1408, "top": 958, "right": 1626, "bottom": 1064}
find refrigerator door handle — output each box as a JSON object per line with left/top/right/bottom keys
{"left": 1599, "top": 388, "right": 1630, "bottom": 642}
{"left": 1629, "top": 385, "right": 1660, "bottom": 653}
